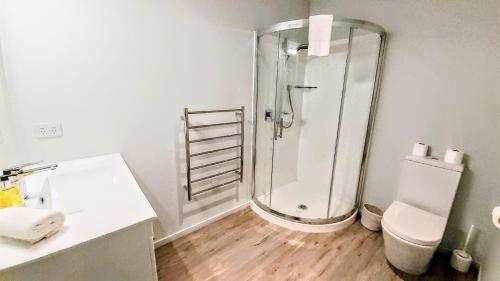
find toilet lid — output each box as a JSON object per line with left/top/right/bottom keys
{"left": 382, "top": 201, "right": 446, "bottom": 246}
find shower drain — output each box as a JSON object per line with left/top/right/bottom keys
{"left": 298, "top": 204, "right": 308, "bottom": 210}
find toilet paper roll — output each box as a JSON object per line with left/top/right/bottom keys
{"left": 444, "top": 149, "right": 464, "bottom": 164}
{"left": 450, "top": 249, "right": 472, "bottom": 273}
{"left": 492, "top": 206, "right": 500, "bottom": 229}
{"left": 412, "top": 143, "right": 428, "bottom": 157}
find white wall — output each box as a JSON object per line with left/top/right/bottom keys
{"left": 311, "top": 0, "right": 500, "bottom": 274}
{"left": 0, "top": 17, "right": 19, "bottom": 168}
{"left": 0, "top": 0, "right": 309, "bottom": 240}
{"left": 0, "top": 79, "right": 17, "bottom": 169}
{"left": 482, "top": 232, "right": 500, "bottom": 281}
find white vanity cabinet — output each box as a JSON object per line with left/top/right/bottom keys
{"left": 0, "top": 154, "right": 158, "bottom": 281}
{"left": 1, "top": 222, "right": 157, "bottom": 281}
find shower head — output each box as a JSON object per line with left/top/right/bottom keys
{"left": 286, "top": 43, "right": 309, "bottom": 56}
{"left": 297, "top": 44, "right": 309, "bottom": 51}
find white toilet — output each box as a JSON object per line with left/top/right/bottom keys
{"left": 382, "top": 155, "right": 464, "bottom": 275}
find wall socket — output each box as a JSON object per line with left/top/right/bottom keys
{"left": 34, "top": 123, "right": 63, "bottom": 138}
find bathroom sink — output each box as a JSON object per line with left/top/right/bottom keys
{"left": 28, "top": 167, "right": 116, "bottom": 215}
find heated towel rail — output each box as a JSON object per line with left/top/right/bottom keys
{"left": 184, "top": 107, "right": 244, "bottom": 201}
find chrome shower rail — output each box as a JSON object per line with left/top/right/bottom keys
{"left": 184, "top": 106, "right": 244, "bottom": 201}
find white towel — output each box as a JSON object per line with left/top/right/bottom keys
{"left": 308, "top": 14, "right": 334, "bottom": 57}
{"left": 0, "top": 207, "right": 65, "bottom": 243}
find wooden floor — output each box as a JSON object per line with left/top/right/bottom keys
{"left": 155, "top": 207, "right": 478, "bottom": 281}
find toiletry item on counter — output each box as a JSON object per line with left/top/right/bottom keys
{"left": 412, "top": 142, "right": 428, "bottom": 157}
{"left": 0, "top": 162, "right": 58, "bottom": 209}
{"left": 0, "top": 176, "right": 24, "bottom": 208}
{"left": 308, "top": 14, "right": 333, "bottom": 57}
{"left": 444, "top": 149, "right": 464, "bottom": 164}
{"left": 492, "top": 206, "right": 500, "bottom": 229}
{"left": 0, "top": 207, "right": 65, "bottom": 243}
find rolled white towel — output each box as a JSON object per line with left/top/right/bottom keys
{"left": 0, "top": 207, "right": 65, "bottom": 243}
{"left": 308, "top": 14, "right": 334, "bottom": 57}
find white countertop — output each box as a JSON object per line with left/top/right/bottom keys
{"left": 0, "top": 154, "right": 158, "bottom": 271}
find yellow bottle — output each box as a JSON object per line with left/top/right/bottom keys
{"left": 0, "top": 176, "right": 24, "bottom": 208}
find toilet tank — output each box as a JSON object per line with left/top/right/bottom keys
{"left": 396, "top": 155, "right": 464, "bottom": 218}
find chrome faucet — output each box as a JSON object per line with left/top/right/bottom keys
{"left": 2, "top": 161, "right": 58, "bottom": 177}
{"left": 2, "top": 161, "right": 58, "bottom": 201}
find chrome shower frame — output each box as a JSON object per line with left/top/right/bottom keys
{"left": 251, "top": 18, "right": 387, "bottom": 225}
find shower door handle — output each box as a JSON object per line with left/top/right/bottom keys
{"left": 273, "top": 118, "right": 284, "bottom": 140}
{"left": 278, "top": 118, "right": 284, "bottom": 138}
{"left": 273, "top": 120, "right": 278, "bottom": 140}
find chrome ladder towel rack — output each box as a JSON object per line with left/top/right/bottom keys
{"left": 184, "top": 106, "right": 244, "bottom": 201}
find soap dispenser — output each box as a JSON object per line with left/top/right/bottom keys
{"left": 0, "top": 175, "right": 24, "bottom": 208}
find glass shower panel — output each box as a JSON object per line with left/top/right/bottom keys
{"left": 328, "top": 29, "right": 382, "bottom": 218}
{"left": 252, "top": 19, "right": 386, "bottom": 226}
{"left": 253, "top": 32, "right": 280, "bottom": 207}
{"left": 269, "top": 27, "right": 350, "bottom": 220}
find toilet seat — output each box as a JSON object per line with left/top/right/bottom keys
{"left": 382, "top": 201, "right": 446, "bottom": 246}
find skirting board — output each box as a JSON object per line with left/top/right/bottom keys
{"left": 154, "top": 201, "right": 250, "bottom": 248}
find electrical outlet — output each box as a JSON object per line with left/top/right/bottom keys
{"left": 34, "top": 123, "right": 63, "bottom": 138}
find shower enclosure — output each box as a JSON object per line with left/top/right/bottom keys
{"left": 252, "top": 18, "right": 386, "bottom": 228}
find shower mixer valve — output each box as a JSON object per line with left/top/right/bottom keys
{"left": 264, "top": 110, "right": 273, "bottom": 122}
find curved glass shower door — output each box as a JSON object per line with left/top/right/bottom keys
{"left": 253, "top": 20, "right": 384, "bottom": 223}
